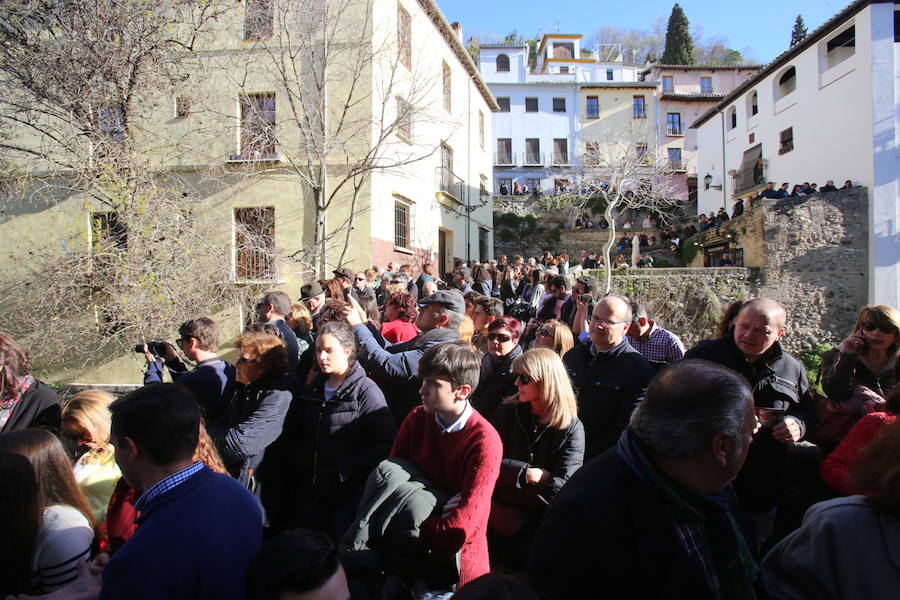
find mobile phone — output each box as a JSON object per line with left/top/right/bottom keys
{"left": 579, "top": 294, "right": 592, "bottom": 303}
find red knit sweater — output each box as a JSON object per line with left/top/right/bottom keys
{"left": 821, "top": 412, "right": 895, "bottom": 496}
{"left": 389, "top": 405, "right": 502, "bottom": 586}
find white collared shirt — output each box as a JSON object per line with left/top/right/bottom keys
{"left": 435, "top": 401, "right": 474, "bottom": 434}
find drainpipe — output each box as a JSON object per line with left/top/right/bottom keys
{"left": 720, "top": 112, "right": 727, "bottom": 213}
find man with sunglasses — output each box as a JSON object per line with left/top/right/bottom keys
{"left": 143, "top": 317, "right": 236, "bottom": 429}
{"left": 563, "top": 293, "right": 655, "bottom": 459}
{"left": 685, "top": 297, "right": 815, "bottom": 550}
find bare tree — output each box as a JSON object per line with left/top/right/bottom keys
{"left": 561, "top": 123, "right": 682, "bottom": 294}
{"left": 217, "top": 0, "right": 445, "bottom": 278}
{"left": 0, "top": 1, "right": 325, "bottom": 375}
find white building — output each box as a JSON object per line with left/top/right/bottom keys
{"left": 693, "top": 0, "right": 899, "bottom": 306}
{"left": 478, "top": 34, "right": 645, "bottom": 196}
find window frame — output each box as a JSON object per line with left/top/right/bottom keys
{"left": 666, "top": 112, "right": 682, "bottom": 136}
{"left": 699, "top": 76, "right": 713, "bottom": 94}
{"left": 525, "top": 97, "right": 539, "bottom": 112}
{"left": 632, "top": 95, "right": 646, "bottom": 119}
{"left": 661, "top": 75, "right": 674, "bottom": 93}
{"left": 442, "top": 61, "right": 451, "bottom": 112}
{"left": 497, "top": 97, "right": 511, "bottom": 112}
{"left": 552, "top": 97, "right": 566, "bottom": 113}
{"left": 397, "top": 4, "right": 412, "bottom": 69}
{"left": 779, "top": 127, "right": 794, "bottom": 155}
{"left": 240, "top": 92, "right": 277, "bottom": 157}
{"left": 585, "top": 96, "right": 599, "bottom": 119}
{"left": 234, "top": 206, "right": 276, "bottom": 282}
{"left": 496, "top": 53, "right": 510, "bottom": 72}
{"left": 243, "top": 0, "right": 274, "bottom": 41}
{"left": 393, "top": 196, "right": 412, "bottom": 250}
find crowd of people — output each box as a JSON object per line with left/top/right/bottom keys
{"left": 1, "top": 255, "right": 898, "bottom": 600}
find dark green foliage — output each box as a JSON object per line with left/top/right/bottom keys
{"left": 790, "top": 15, "right": 808, "bottom": 47}
{"left": 661, "top": 4, "right": 694, "bottom": 65}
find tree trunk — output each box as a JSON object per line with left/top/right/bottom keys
{"left": 602, "top": 199, "right": 617, "bottom": 294}
{"left": 338, "top": 183, "right": 361, "bottom": 268}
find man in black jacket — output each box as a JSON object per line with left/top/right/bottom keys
{"left": 529, "top": 360, "right": 758, "bottom": 599}
{"left": 256, "top": 291, "right": 300, "bottom": 372}
{"left": 563, "top": 294, "right": 655, "bottom": 458}
{"left": 684, "top": 297, "right": 815, "bottom": 548}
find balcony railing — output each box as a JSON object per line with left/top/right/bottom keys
{"left": 523, "top": 152, "right": 544, "bottom": 166}
{"left": 633, "top": 109, "right": 647, "bottom": 119}
{"left": 667, "top": 125, "right": 683, "bottom": 136}
{"left": 551, "top": 152, "right": 570, "bottom": 166}
{"left": 436, "top": 166, "right": 464, "bottom": 201}
{"left": 493, "top": 152, "right": 516, "bottom": 166}
{"left": 226, "top": 151, "right": 282, "bottom": 163}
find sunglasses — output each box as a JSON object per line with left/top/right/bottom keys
{"left": 515, "top": 372, "right": 534, "bottom": 385}
{"left": 487, "top": 333, "right": 512, "bottom": 342}
{"left": 862, "top": 322, "right": 896, "bottom": 335}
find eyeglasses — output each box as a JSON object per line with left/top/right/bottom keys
{"left": 862, "top": 322, "right": 896, "bottom": 335}
{"left": 593, "top": 318, "right": 628, "bottom": 329}
{"left": 487, "top": 333, "right": 513, "bottom": 342}
{"left": 176, "top": 336, "right": 194, "bottom": 345}
{"left": 515, "top": 372, "right": 534, "bottom": 385}
{"left": 537, "top": 329, "right": 553, "bottom": 338}
{"left": 236, "top": 357, "right": 255, "bottom": 365}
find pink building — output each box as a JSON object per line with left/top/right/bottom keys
{"left": 640, "top": 65, "right": 761, "bottom": 210}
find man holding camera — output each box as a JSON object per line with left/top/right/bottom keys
{"left": 143, "top": 317, "right": 235, "bottom": 428}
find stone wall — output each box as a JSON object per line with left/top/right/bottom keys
{"left": 755, "top": 189, "right": 868, "bottom": 352}
{"left": 578, "top": 268, "right": 755, "bottom": 350}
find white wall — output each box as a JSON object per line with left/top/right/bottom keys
{"left": 697, "top": 3, "right": 899, "bottom": 306}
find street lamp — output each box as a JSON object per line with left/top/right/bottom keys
{"left": 704, "top": 173, "right": 722, "bottom": 191}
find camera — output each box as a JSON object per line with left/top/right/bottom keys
{"left": 578, "top": 294, "right": 593, "bottom": 303}
{"left": 134, "top": 341, "right": 167, "bottom": 357}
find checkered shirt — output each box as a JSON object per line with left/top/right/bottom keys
{"left": 627, "top": 322, "right": 686, "bottom": 363}
{"left": 672, "top": 516, "right": 722, "bottom": 598}
{"left": 135, "top": 460, "right": 204, "bottom": 510}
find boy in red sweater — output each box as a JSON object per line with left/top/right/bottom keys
{"left": 389, "top": 342, "right": 503, "bottom": 591}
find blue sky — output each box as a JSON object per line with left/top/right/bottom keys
{"left": 441, "top": 0, "right": 847, "bottom": 64}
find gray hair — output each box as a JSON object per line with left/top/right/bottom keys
{"left": 434, "top": 306, "right": 464, "bottom": 330}
{"left": 630, "top": 360, "right": 751, "bottom": 459}
{"left": 260, "top": 291, "right": 292, "bottom": 317}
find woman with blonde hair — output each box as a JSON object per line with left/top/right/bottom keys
{"left": 488, "top": 348, "right": 585, "bottom": 568}
{"left": 532, "top": 319, "right": 574, "bottom": 357}
{"left": 61, "top": 391, "right": 121, "bottom": 533}
{"left": 822, "top": 305, "right": 899, "bottom": 405}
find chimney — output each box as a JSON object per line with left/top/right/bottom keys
{"left": 450, "top": 21, "right": 463, "bottom": 43}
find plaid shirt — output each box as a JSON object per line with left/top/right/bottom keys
{"left": 135, "top": 460, "right": 204, "bottom": 510}
{"left": 627, "top": 322, "right": 685, "bottom": 363}
{"left": 672, "top": 516, "right": 722, "bottom": 598}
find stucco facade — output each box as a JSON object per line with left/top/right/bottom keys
{"left": 693, "top": 0, "right": 899, "bottom": 307}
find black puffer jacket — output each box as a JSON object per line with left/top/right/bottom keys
{"left": 563, "top": 338, "right": 655, "bottom": 459}
{"left": 293, "top": 362, "right": 396, "bottom": 497}
{"left": 490, "top": 401, "right": 584, "bottom": 509}
{"left": 470, "top": 345, "right": 523, "bottom": 420}
{"left": 263, "top": 362, "right": 396, "bottom": 535}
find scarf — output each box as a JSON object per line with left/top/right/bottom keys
{"left": 618, "top": 429, "right": 758, "bottom": 600}
{"left": 0, "top": 374, "right": 35, "bottom": 430}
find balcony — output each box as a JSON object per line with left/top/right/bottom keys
{"left": 668, "top": 161, "right": 686, "bottom": 172}
{"left": 493, "top": 152, "right": 516, "bottom": 167}
{"left": 436, "top": 166, "right": 464, "bottom": 204}
{"left": 551, "top": 152, "right": 570, "bottom": 166}
{"left": 523, "top": 152, "right": 545, "bottom": 167}
{"left": 667, "top": 125, "right": 683, "bottom": 136}
{"left": 633, "top": 109, "right": 647, "bottom": 119}
{"left": 226, "top": 150, "right": 282, "bottom": 163}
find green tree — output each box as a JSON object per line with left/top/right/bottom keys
{"left": 790, "top": 15, "right": 808, "bottom": 47}
{"left": 661, "top": 4, "right": 694, "bottom": 65}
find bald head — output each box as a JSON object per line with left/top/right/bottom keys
{"left": 589, "top": 293, "right": 633, "bottom": 351}
{"left": 733, "top": 298, "right": 787, "bottom": 361}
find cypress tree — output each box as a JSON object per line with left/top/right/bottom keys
{"left": 790, "top": 15, "right": 808, "bottom": 47}
{"left": 661, "top": 4, "right": 694, "bottom": 65}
